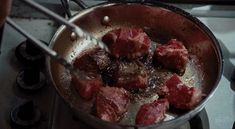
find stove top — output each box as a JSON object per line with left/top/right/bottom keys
{"left": 0, "top": 1, "right": 235, "bottom": 129}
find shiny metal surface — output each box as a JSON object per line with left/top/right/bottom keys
{"left": 21, "top": 0, "right": 110, "bottom": 53}
{"left": 6, "top": 18, "right": 92, "bottom": 82}
{"left": 47, "top": 2, "right": 223, "bottom": 129}
{"left": 50, "top": 94, "right": 209, "bottom": 129}
{"left": 6, "top": 18, "right": 57, "bottom": 57}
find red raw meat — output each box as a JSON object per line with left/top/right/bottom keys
{"left": 154, "top": 39, "right": 188, "bottom": 74}
{"left": 163, "top": 74, "right": 202, "bottom": 109}
{"left": 72, "top": 74, "right": 103, "bottom": 100}
{"left": 135, "top": 99, "right": 169, "bottom": 125}
{"left": 96, "top": 87, "right": 130, "bottom": 122}
{"left": 73, "top": 48, "right": 111, "bottom": 73}
{"left": 105, "top": 61, "right": 148, "bottom": 90}
{"left": 102, "top": 28, "right": 151, "bottom": 59}
{"left": 72, "top": 48, "right": 108, "bottom": 100}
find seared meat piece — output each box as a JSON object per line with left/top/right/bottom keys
{"left": 96, "top": 87, "right": 130, "bottom": 122}
{"left": 101, "top": 63, "right": 117, "bottom": 85}
{"left": 104, "top": 61, "right": 148, "bottom": 90}
{"left": 135, "top": 99, "right": 169, "bottom": 125}
{"left": 73, "top": 48, "right": 111, "bottom": 73}
{"left": 102, "top": 28, "right": 151, "bottom": 59}
{"left": 163, "top": 74, "right": 202, "bottom": 109}
{"left": 154, "top": 39, "right": 188, "bottom": 74}
{"left": 72, "top": 48, "right": 109, "bottom": 100}
{"left": 72, "top": 74, "right": 103, "bottom": 100}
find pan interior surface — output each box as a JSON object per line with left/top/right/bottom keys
{"left": 48, "top": 3, "right": 221, "bottom": 127}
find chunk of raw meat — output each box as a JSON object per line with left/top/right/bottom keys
{"left": 163, "top": 74, "right": 202, "bottom": 109}
{"left": 102, "top": 28, "right": 151, "bottom": 59}
{"left": 96, "top": 87, "right": 130, "bottom": 122}
{"left": 72, "top": 48, "right": 108, "bottom": 100}
{"left": 154, "top": 39, "right": 188, "bottom": 74}
{"left": 104, "top": 61, "right": 148, "bottom": 90}
{"left": 135, "top": 99, "right": 169, "bottom": 125}
{"left": 73, "top": 48, "right": 111, "bottom": 73}
{"left": 71, "top": 74, "right": 103, "bottom": 100}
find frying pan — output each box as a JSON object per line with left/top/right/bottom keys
{"left": 47, "top": 1, "right": 223, "bottom": 129}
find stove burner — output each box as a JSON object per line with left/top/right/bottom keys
{"left": 10, "top": 101, "right": 41, "bottom": 128}
{"left": 16, "top": 67, "right": 46, "bottom": 91}
{"left": 15, "top": 39, "right": 45, "bottom": 66}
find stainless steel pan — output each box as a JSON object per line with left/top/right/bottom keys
{"left": 47, "top": 1, "right": 223, "bottom": 129}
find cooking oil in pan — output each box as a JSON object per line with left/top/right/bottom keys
{"left": 60, "top": 27, "right": 204, "bottom": 125}
{"left": 119, "top": 56, "right": 203, "bottom": 125}
{"left": 118, "top": 38, "right": 203, "bottom": 124}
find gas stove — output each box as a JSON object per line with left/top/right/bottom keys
{"left": 0, "top": 0, "right": 235, "bottom": 129}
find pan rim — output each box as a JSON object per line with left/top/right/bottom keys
{"left": 46, "top": 1, "right": 224, "bottom": 128}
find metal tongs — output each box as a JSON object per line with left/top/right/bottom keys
{"left": 6, "top": 0, "right": 110, "bottom": 79}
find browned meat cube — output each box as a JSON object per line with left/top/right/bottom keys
{"left": 163, "top": 74, "right": 202, "bottom": 109}
{"left": 154, "top": 39, "right": 188, "bottom": 74}
{"left": 73, "top": 48, "right": 111, "bottom": 73}
{"left": 102, "top": 28, "right": 151, "bottom": 59}
{"left": 71, "top": 74, "right": 103, "bottom": 100}
{"left": 104, "top": 61, "right": 148, "bottom": 90}
{"left": 96, "top": 87, "right": 130, "bottom": 122}
{"left": 135, "top": 99, "right": 169, "bottom": 125}
{"left": 72, "top": 48, "right": 109, "bottom": 100}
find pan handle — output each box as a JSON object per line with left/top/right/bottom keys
{"left": 60, "top": 0, "right": 88, "bottom": 18}
{"left": 60, "top": 0, "right": 72, "bottom": 18}
{"left": 68, "top": 0, "right": 147, "bottom": 13}
{"left": 108, "top": 0, "right": 146, "bottom": 3}
{"left": 6, "top": 17, "right": 89, "bottom": 80}
{"left": 71, "top": 0, "right": 147, "bottom": 10}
